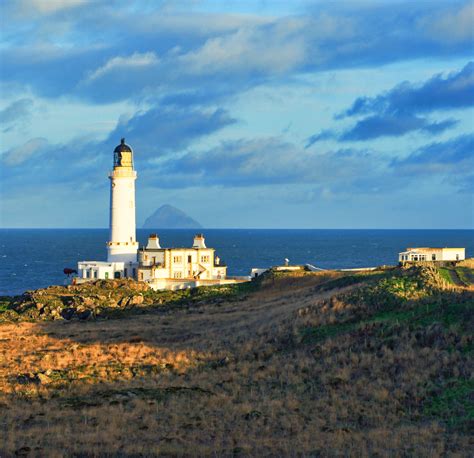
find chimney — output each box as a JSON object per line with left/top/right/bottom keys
{"left": 146, "top": 234, "right": 161, "bottom": 249}
{"left": 192, "top": 233, "right": 206, "bottom": 249}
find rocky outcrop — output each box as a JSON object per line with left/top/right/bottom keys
{"left": 2, "top": 279, "right": 154, "bottom": 321}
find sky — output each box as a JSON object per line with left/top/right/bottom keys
{"left": 0, "top": 0, "right": 473, "bottom": 229}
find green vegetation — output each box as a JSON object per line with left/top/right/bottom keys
{"left": 438, "top": 267, "right": 455, "bottom": 284}
{"left": 0, "top": 266, "right": 472, "bottom": 455}
{"left": 298, "top": 266, "right": 473, "bottom": 433}
{"left": 424, "top": 379, "right": 474, "bottom": 431}
{"left": 456, "top": 267, "right": 474, "bottom": 286}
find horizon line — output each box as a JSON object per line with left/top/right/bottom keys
{"left": 1, "top": 227, "right": 473, "bottom": 231}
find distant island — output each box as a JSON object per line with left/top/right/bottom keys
{"left": 142, "top": 204, "right": 202, "bottom": 229}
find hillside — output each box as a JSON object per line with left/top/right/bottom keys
{"left": 0, "top": 266, "right": 473, "bottom": 455}
{"left": 142, "top": 204, "right": 202, "bottom": 229}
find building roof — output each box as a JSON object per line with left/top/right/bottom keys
{"left": 141, "top": 247, "right": 214, "bottom": 252}
{"left": 405, "top": 247, "right": 464, "bottom": 251}
{"left": 114, "top": 138, "right": 133, "bottom": 153}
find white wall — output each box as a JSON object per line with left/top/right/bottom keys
{"left": 441, "top": 248, "right": 465, "bottom": 261}
{"left": 107, "top": 168, "right": 138, "bottom": 262}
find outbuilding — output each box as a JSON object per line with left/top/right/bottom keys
{"left": 398, "top": 247, "right": 465, "bottom": 263}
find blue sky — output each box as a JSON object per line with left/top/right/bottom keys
{"left": 0, "top": 0, "right": 473, "bottom": 228}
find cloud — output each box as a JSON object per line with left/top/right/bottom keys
{"left": 305, "top": 116, "right": 458, "bottom": 145}
{"left": 391, "top": 133, "right": 474, "bottom": 194}
{"left": 7, "top": 0, "right": 92, "bottom": 17}
{"left": 1, "top": 2, "right": 473, "bottom": 104}
{"left": 85, "top": 52, "right": 160, "bottom": 82}
{"left": 1, "top": 137, "right": 48, "bottom": 165}
{"left": 340, "top": 115, "right": 458, "bottom": 141}
{"left": 1, "top": 102, "right": 237, "bottom": 198}
{"left": 177, "top": 19, "right": 307, "bottom": 76}
{"left": 155, "top": 137, "right": 380, "bottom": 189}
{"left": 392, "top": 134, "right": 474, "bottom": 174}
{"left": 305, "top": 130, "right": 336, "bottom": 148}
{"left": 107, "top": 105, "right": 236, "bottom": 156}
{"left": 420, "top": 1, "right": 474, "bottom": 44}
{"left": 306, "top": 62, "right": 471, "bottom": 145}
{"left": 340, "top": 61, "right": 474, "bottom": 118}
{"left": 0, "top": 98, "right": 33, "bottom": 129}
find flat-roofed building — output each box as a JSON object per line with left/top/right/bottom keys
{"left": 398, "top": 247, "right": 465, "bottom": 263}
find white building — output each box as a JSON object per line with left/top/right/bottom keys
{"left": 137, "top": 233, "right": 237, "bottom": 290}
{"left": 77, "top": 139, "right": 245, "bottom": 290}
{"left": 398, "top": 247, "right": 465, "bottom": 263}
{"left": 78, "top": 138, "right": 138, "bottom": 282}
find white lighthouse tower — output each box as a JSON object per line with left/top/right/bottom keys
{"left": 107, "top": 138, "right": 138, "bottom": 263}
{"left": 77, "top": 139, "right": 139, "bottom": 281}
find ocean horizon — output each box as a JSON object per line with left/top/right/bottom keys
{"left": 1, "top": 228, "right": 473, "bottom": 296}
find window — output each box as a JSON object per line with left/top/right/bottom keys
{"left": 174, "top": 272, "right": 182, "bottom": 279}
{"left": 93, "top": 271, "right": 98, "bottom": 278}
{"left": 114, "top": 272, "right": 121, "bottom": 279}
{"left": 432, "top": 254, "right": 436, "bottom": 261}
{"left": 456, "top": 254, "right": 460, "bottom": 260}
{"left": 139, "top": 272, "right": 143, "bottom": 281}
{"left": 132, "top": 268, "right": 136, "bottom": 277}
{"left": 124, "top": 268, "right": 128, "bottom": 277}
{"left": 152, "top": 256, "right": 156, "bottom": 264}
{"left": 188, "top": 255, "right": 192, "bottom": 263}
{"left": 173, "top": 256, "right": 182, "bottom": 263}
{"left": 105, "top": 272, "right": 109, "bottom": 279}
{"left": 200, "top": 255, "right": 210, "bottom": 263}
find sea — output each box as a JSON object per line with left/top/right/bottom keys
{"left": 0, "top": 229, "right": 473, "bottom": 296}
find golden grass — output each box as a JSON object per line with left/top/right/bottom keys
{"left": 0, "top": 270, "right": 472, "bottom": 456}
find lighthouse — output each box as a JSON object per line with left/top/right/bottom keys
{"left": 107, "top": 138, "right": 138, "bottom": 263}
{"left": 76, "top": 138, "right": 235, "bottom": 288}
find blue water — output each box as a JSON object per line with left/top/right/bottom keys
{"left": 0, "top": 229, "right": 472, "bottom": 296}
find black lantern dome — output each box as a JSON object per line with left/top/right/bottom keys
{"left": 114, "top": 138, "right": 133, "bottom": 153}
{"left": 113, "top": 138, "right": 134, "bottom": 168}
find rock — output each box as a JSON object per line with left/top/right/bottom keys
{"left": 129, "top": 295, "right": 144, "bottom": 306}
{"left": 14, "top": 446, "right": 31, "bottom": 457}
{"left": 34, "top": 302, "right": 44, "bottom": 310}
{"left": 77, "top": 309, "right": 92, "bottom": 320}
{"left": 17, "top": 373, "right": 39, "bottom": 385}
{"left": 60, "top": 308, "right": 76, "bottom": 320}
{"left": 37, "top": 373, "right": 52, "bottom": 385}
{"left": 82, "top": 297, "right": 96, "bottom": 307}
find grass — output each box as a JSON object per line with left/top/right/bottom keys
{"left": 456, "top": 267, "right": 474, "bottom": 286}
{"left": 438, "top": 267, "right": 455, "bottom": 284}
{"left": 301, "top": 299, "right": 473, "bottom": 343}
{"left": 423, "top": 379, "right": 474, "bottom": 431}
{"left": 0, "top": 267, "right": 472, "bottom": 455}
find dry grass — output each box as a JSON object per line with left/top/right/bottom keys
{"left": 0, "top": 269, "right": 472, "bottom": 456}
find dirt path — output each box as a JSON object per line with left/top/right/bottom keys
{"left": 447, "top": 269, "right": 466, "bottom": 287}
